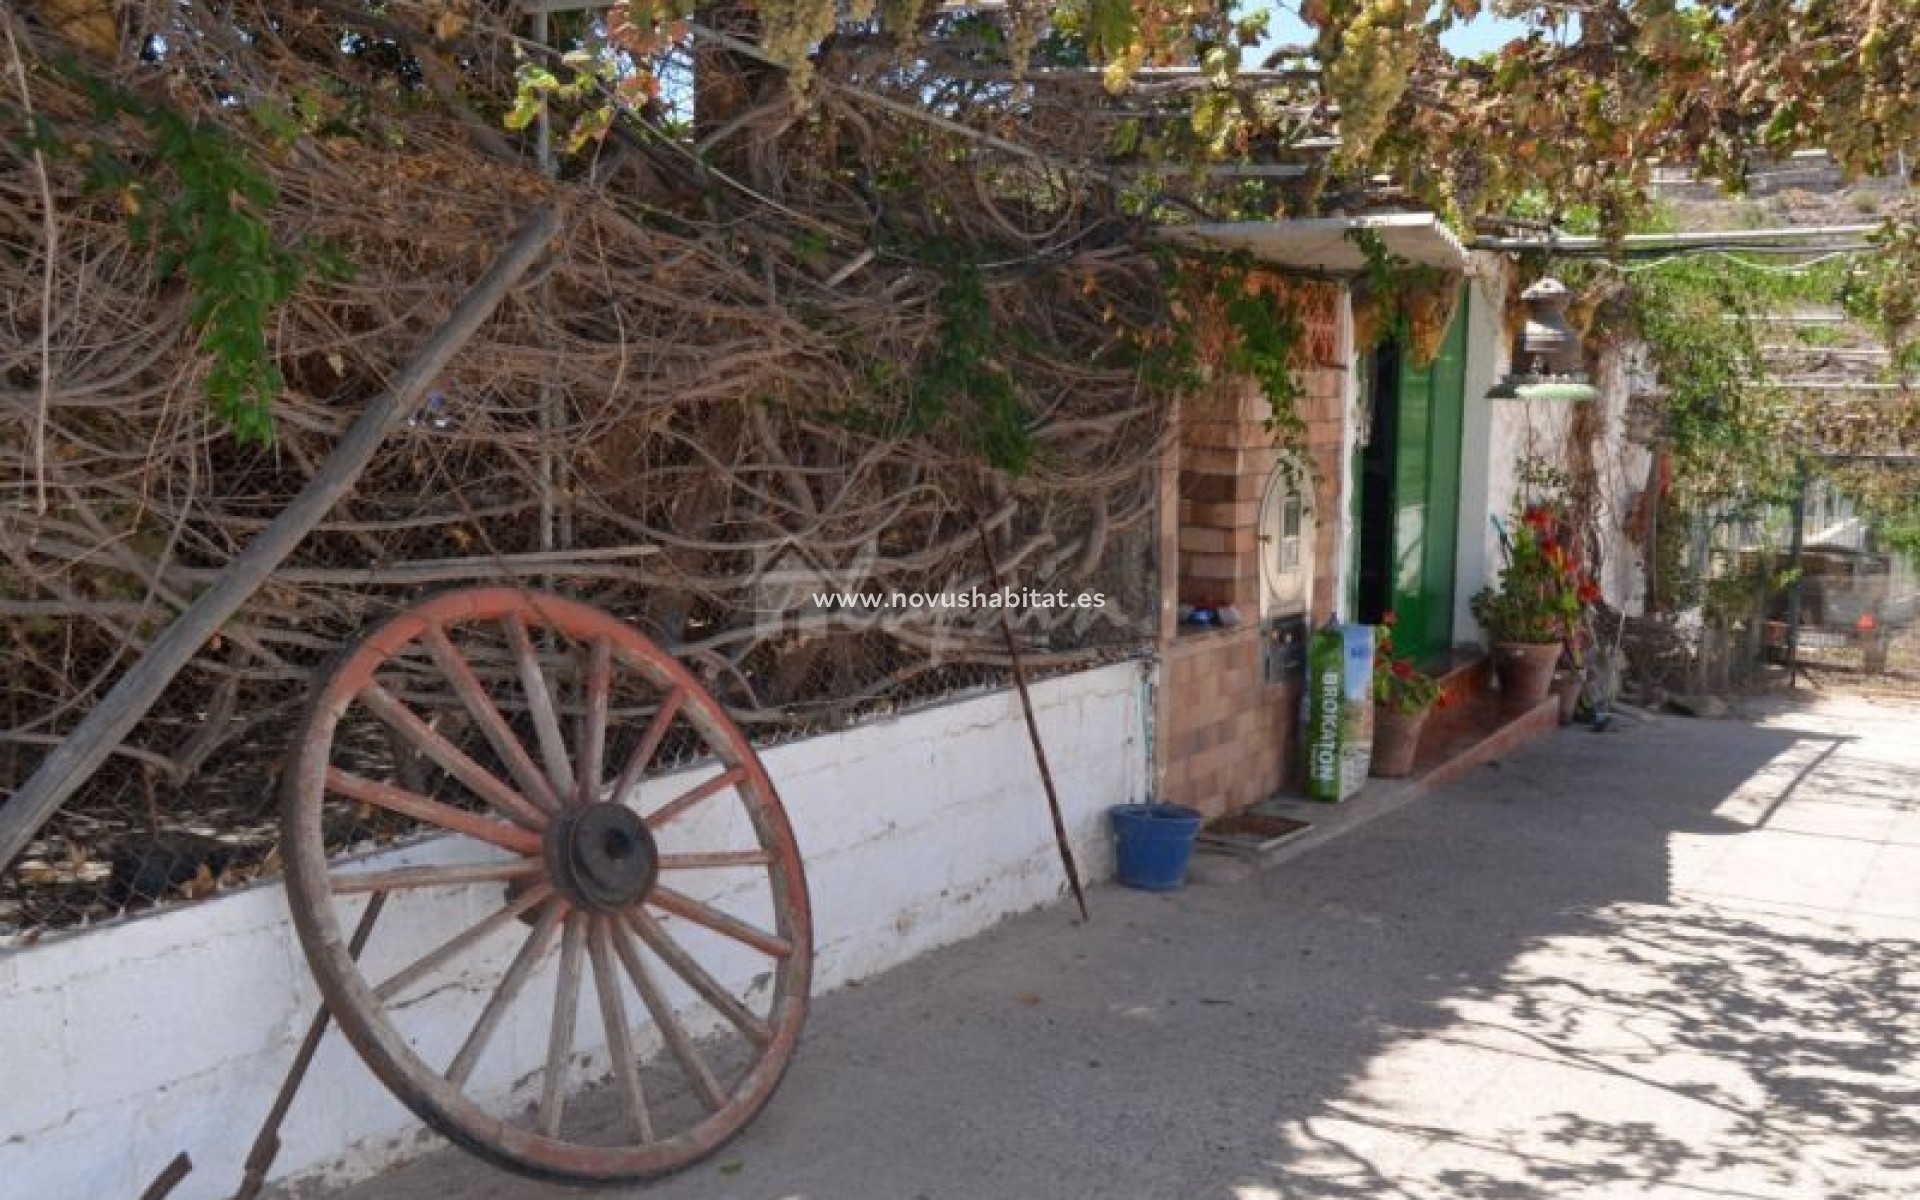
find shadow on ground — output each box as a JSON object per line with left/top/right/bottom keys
{"left": 303, "top": 696, "right": 1920, "bottom": 1200}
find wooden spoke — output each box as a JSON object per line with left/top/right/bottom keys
{"left": 356, "top": 683, "right": 547, "bottom": 831}
{"left": 446, "top": 900, "right": 565, "bottom": 1087}
{"left": 610, "top": 687, "right": 685, "bottom": 804}
{"left": 650, "top": 885, "right": 793, "bottom": 959}
{"left": 503, "top": 611, "right": 576, "bottom": 801}
{"left": 421, "top": 624, "right": 562, "bottom": 814}
{"left": 608, "top": 918, "right": 727, "bottom": 1112}
{"left": 331, "top": 859, "right": 540, "bottom": 895}
{"left": 624, "top": 909, "right": 773, "bottom": 1046}
{"left": 576, "top": 638, "right": 612, "bottom": 805}
{"left": 657, "top": 849, "right": 775, "bottom": 870}
{"left": 645, "top": 766, "right": 747, "bottom": 830}
{"left": 326, "top": 768, "right": 541, "bottom": 857}
{"left": 537, "top": 913, "right": 588, "bottom": 1138}
{"left": 587, "top": 917, "right": 655, "bottom": 1143}
{"left": 373, "top": 883, "right": 553, "bottom": 1002}
{"left": 283, "top": 590, "right": 810, "bottom": 1183}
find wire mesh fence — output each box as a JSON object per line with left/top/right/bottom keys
{"left": 0, "top": 522, "right": 1158, "bottom": 938}
{"left": 1611, "top": 471, "right": 1920, "bottom": 705}
{"left": 1, "top": 2, "right": 1180, "bottom": 938}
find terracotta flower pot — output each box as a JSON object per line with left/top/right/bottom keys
{"left": 1371, "top": 705, "right": 1430, "bottom": 778}
{"left": 1493, "top": 641, "right": 1561, "bottom": 706}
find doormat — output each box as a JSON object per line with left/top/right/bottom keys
{"left": 1196, "top": 812, "right": 1312, "bottom": 858}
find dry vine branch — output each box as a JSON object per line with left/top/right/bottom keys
{"left": 0, "top": 1, "right": 1203, "bottom": 930}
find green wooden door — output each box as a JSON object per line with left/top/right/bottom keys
{"left": 1388, "top": 291, "right": 1468, "bottom": 664}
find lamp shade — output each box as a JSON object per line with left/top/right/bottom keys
{"left": 1488, "top": 276, "right": 1596, "bottom": 402}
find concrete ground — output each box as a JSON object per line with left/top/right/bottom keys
{"left": 311, "top": 692, "right": 1920, "bottom": 1200}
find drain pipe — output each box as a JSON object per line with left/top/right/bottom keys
{"left": 1140, "top": 660, "right": 1157, "bottom": 804}
{"left": 1471, "top": 224, "right": 1882, "bottom": 255}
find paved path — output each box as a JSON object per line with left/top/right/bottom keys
{"left": 313, "top": 693, "right": 1920, "bottom": 1200}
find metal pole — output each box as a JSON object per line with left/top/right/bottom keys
{"left": 1470, "top": 224, "right": 1883, "bottom": 253}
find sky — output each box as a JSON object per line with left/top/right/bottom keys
{"left": 1260, "top": 3, "right": 1547, "bottom": 60}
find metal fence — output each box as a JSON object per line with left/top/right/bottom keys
{"left": 1615, "top": 474, "right": 1920, "bottom": 703}
{"left": 0, "top": 503, "right": 1158, "bottom": 940}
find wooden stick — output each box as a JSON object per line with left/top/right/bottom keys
{"left": 137, "top": 1153, "right": 192, "bottom": 1200}
{"left": 0, "top": 205, "right": 562, "bottom": 872}
{"left": 228, "top": 892, "right": 388, "bottom": 1200}
{"left": 973, "top": 513, "right": 1090, "bottom": 923}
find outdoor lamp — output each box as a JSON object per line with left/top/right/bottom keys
{"left": 1487, "top": 276, "right": 1600, "bottom": 402}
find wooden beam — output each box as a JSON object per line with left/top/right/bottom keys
{"left": 0, "top": 205, "right": 564, "bottom": 872}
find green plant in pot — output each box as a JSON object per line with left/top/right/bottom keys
{"left": 1370, "top": 612, "right": 1445, "bottom": 778}
{"left": 1471, "top": 501, "right": 1600, "bottom": 706}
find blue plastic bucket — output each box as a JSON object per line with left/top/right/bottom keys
{"left": 1109, "top": 803, "right": 1203, "bottom": 891}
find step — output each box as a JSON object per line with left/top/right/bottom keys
{"left": 1429, "top": 651, "right": 1494, "bottom": 710}
{"left": 1189, "top": 679, "right": 1560, "bottom": 880}
{"left": 1411, "top": 689, "right": 1562, "bottom": 792}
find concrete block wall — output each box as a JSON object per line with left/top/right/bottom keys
{"left": 0, "top": 663, "right": 1147, "bottom": 1199}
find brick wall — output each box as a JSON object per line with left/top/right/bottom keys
{"left": 1159, "top": 625, "right": 1295, "bottom": 817}
{"left": 1157, "top": 283, "right": 1350, "bottom": 819}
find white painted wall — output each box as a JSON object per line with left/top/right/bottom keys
{"left": 1333, "top": 287, "right": 1360, "bottom": 621}
{"left": 0, "top": 663, "right": 1147, "bottom": 1199}
{"left": 1454, "top": 253, "right": 1649, "bottom": 643}
{"left": 1589, "top": 340, "right": 1657, "bottom": 616}
{"left": 1454, "top": 251, "right": 1516, "bottom": 645}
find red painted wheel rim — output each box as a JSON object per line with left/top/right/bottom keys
{"left": 281, "top": 588, "right": 811, "bottom": 1183}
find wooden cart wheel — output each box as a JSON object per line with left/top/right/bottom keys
{"left": 281, "top": 588, "right": 811, "bottom": 1183}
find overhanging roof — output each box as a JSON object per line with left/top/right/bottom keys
{"left": 1161, "top": 213, "right": 1469, "bottom": 276}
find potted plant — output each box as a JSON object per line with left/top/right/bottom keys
{"left": 1370, "top": 613, "right": 1444, "bottom": 778}
{"left": 1470, "top": 500, "right": 1600, "bottom": 706}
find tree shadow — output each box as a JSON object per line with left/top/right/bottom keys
{"left": 305, "top": 698, "right": 1917, "bottom": 1200}
{"left": 1231, "top": 701, "right": 1917, "bottom": 1200}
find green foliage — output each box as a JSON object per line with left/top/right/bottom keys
{"left": 148, "top": 114, "right": 304, "bottom": 445}
{"left": 1831, "top": 463, "right": 1920, "bottom": 560}
{"left": 1471, "top": 499, "right": 1599, "bottom": 647}
{"left": 1841, "top": 219, "right": 1920, "bottom": 377}
{"left": 1347, "top": 227, "right": 1458, "bottom": 362}
{"left": 1627, "top": 257, "right": 1822, "bottom": 511}
{"left": 1371, "top": 613, "right": 1442, "bottom": 715}
{"left": 1199, "top": 257, "right": 1307, "bottom": 444}
{"left": 508, "top": 50, "right": 619, "bottom": 152}
{"left": 52, "top": 68, "right": 310, "bottom": 444}
{"left": 910, "top": 253, "right": 1034, "bottom": 473}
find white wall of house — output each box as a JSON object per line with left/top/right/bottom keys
{"left": 1455, "top": 252, "right": 1520, "bottom": 645}
{"left": 1589, "top": 341, "right": 1658, "bottom": 615}
{"left": 1455, "top": 252, "right": 1650, "bottom": 644}
{"left": 1334, "top": 287, "right": 1361, "bottom": 620}
{"left": 0, "top": 662, "right": 1147, "bottom": 1199}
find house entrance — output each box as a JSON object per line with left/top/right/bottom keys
{"left": 1351, "top": 291, "right": 1470, "bottom": 664}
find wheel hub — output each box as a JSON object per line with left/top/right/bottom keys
{"left": 545, "top": 802, "right": 658, "bottom": 912}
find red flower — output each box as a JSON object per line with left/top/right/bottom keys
{"left": 1380, "top": 610, "right": 1397, "bottom": 627}
{"left": 1393, "top": 660, "right": 1415, "bottom": 679}
{"left": 1579, "top": 578, "right": 1602, "bottom": 604}
{"left": 1522, "top": 505, "right": 1554, "bottom": 531}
